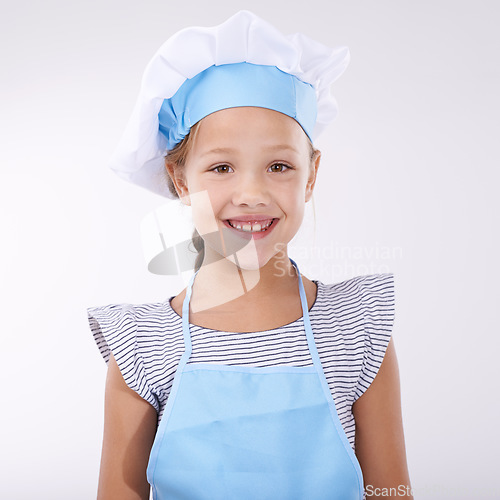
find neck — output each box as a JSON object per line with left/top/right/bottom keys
{"left": 189, "top": 248, "right": 299, "bottom": 314}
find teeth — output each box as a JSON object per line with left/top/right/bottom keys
{"left": 228, "top": 220, "right": 273, "bottom": 232}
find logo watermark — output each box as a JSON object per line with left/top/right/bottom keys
{"left": 364, "top": 485, "right": 413, "bottom": 497}
{"left": 292, "top": 241, "right": 403, "bottom": 261}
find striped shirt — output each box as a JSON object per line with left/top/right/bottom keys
{"left": 87, "top": 273, "right": 394, "bottom": 451}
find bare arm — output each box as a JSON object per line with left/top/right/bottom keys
{"left": 97, "top": 354, "right": 158, "bottom": 500}
{"left": 352, "top": 337, "right": 413, "bottom": 499}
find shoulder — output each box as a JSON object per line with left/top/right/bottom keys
{"left": 87, "top": 298, "right": 179, "bottom": 335}
{"left": 87, "top": 299, "right": 179, "bottom": 350}
{"left": 317, "top": 272, "right": 394, "bottom": 301}
{"left": 313, "top": 273, "right": 394, "bottom": 320}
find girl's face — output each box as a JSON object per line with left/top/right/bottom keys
{"left": 171, "top": 106, "right": 320, "bottom": 270}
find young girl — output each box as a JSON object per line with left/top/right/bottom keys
{"left": 88, "top": 11, "right": 412, "bottom": 500}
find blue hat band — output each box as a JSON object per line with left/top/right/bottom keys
{"left": 158, "top": 62, "right": 317, "bottom": 151}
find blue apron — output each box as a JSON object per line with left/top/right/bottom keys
{"left": 147, "top": 259, "right": 364, "bottom": 499}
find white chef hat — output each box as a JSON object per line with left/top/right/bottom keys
{"left": 109, "top": 10, "right": 350, "bottom": 198}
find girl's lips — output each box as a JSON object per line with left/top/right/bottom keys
{"left": 222, "top": 218, "right": 278, "bottom": 240}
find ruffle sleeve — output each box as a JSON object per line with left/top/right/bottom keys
{"left": 87, "top": 303, "right": 160, "bottom": 412}
{"left": 352, "top": 273, "right": 395, "bottom": 400}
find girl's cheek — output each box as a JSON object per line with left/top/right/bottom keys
{"left": 190, "top": 191, "right": 219, "bottom": 234}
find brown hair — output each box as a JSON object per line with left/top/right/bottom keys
{"left": 164, "top": 123, "right": 205, "bottom": 271}
{"left": 164, "top": 121, "right": 319, "bottom": 272}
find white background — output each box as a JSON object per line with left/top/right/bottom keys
{"left": 1, "top": 1, "right": 499, "bottom": 498}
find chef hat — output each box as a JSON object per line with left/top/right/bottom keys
{"left": 109, "top": 10, "right": 350, "bottom": 198}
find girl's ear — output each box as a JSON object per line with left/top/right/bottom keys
{"left": 305, "top": 150, "right": 321, "bottom": 202}
{"left": 165, "top": 161, "right": 190, "bottom": 205}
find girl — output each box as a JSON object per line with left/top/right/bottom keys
{"left": 88, "top": 11, "right": 412, "bottom": 500}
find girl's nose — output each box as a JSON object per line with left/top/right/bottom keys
{"left": 231, "top": 174, "right": 271, "bottom": 208}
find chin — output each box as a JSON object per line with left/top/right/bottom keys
{"left": 227, "top": 246, "right": 266, "bottom": 271}
{"left": 202, "top": 230, "right": 285, "bottom": 272}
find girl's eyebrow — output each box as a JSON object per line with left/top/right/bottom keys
{"left": 202, "top": 147, "right": 235, "bottom": 156}
{"left": 264, "top": 144, "right": 300, "bottom": 153}
{"left": 202, "top": 144, "right": 299, "bottom": 156}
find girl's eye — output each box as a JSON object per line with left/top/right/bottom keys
{"left": 268, "top": 163, "right": 290, "bottom": 173}
{"left": 212, "top": 164, "right": 233, "bottom": 174}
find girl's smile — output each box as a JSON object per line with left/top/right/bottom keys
{"left": 223, "top": 216, "right": 278, "bottom": 240}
